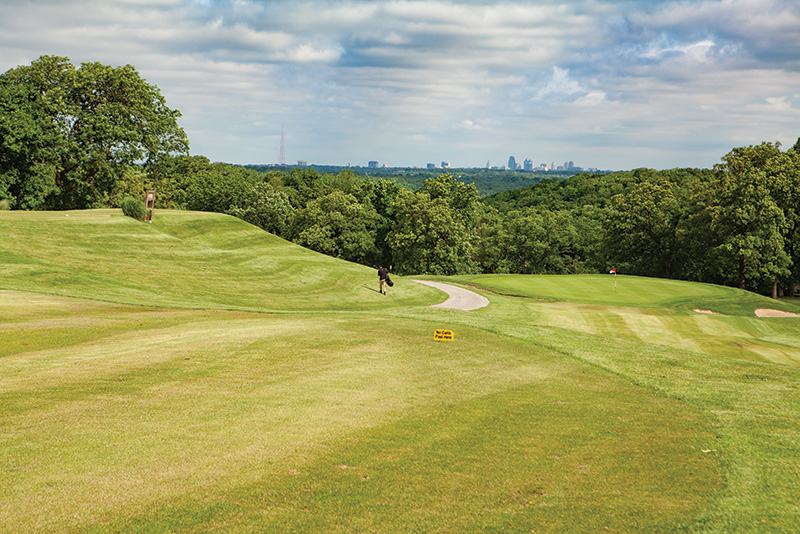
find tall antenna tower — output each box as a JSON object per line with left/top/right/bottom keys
{"left": 279, "top": 123, "right": 286, "bottom": 166}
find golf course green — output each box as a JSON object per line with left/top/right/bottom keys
{"left": 1, "top": 209, "right": 799, "bottom": 532}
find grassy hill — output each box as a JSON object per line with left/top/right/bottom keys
{"left": 0, "top": 209, "right": 438, "bottom": 312}
{"left": 1, "top": 210, "right": 799, "bottom": 533}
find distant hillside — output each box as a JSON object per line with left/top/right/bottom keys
{"left": 244, "top": 164, "right": 583, "bottom": 197}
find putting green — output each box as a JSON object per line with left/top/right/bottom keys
{"left": 450, "top": 273, "right": 800, "bottom": 316}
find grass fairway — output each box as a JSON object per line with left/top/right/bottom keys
{"left": 2, "top": 210, "right": 799, "bottom": 532}
{"left": 450, "top": 273, "right": 800, "bottom": 315}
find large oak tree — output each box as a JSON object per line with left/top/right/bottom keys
{"left": 708, "top": 143, "right": 791, "bottom": 291}
{"left": 0, "top": 55, "right": 188, "bottom": 209}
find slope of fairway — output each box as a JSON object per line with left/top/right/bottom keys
{"left": 0, "top": 209, "right": 439, "bottom": 312}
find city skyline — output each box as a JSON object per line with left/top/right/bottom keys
{"left": 2, "top": 1, "right": 799, "bottom": 170}
{"left": 280, "top": 156, "right": 592, "bottom": 172}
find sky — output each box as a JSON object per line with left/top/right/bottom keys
{"left": 1, "top": 0, "right": 799, "bottom": 170}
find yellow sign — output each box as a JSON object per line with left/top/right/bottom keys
{"left": 434, "top": 329, "right": 454, "bottom": 341}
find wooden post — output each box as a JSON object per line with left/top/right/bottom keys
{"left": 144, "top": 190, "right": 155, "bottom": 223}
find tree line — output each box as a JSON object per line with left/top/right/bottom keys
{"left": 485, "top": 148, "right": 800, "bottom": 297}
{"left": 246, "top": 164, "right": 580, "bottom": 197}
{"left": 2, "top": 56, "right": 799, "bottom": 296}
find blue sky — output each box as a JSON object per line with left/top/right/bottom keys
{"left": 2, "top": 0, "right": 799, "bottom": 170}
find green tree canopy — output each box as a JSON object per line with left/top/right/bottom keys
{"left": 228, "top": 182, "right": 295, "bottom": 238}
{"left": 500, "top": 208, "right": 579, "bottom": 274}
{"left": 289, "top": 191, "right": 380, "bottom": 265}
{"left": 603, "top": 180, "right": 686, "bottom": 279}
{"left": 0, "top": 78, "right": 59, "bottom": 209}
{"left": 708, "top": 145, "right": 791, "bottom": 290}
{"left": 1, "top": 55, "right": 188, "bottom": 209}
{"left": 388, "top": 174, "right": 480, "bottom": 276}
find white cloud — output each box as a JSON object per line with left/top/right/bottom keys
{"left": 765, "top": 96, "right": 790, "bottom": 110}
{"left": 534, "top": 67, "right": 587, "bottom": 100}
{"left": 276, "top": 44, "right": 344, "bottom": 63}
{"left": 573, "top": 91, "right": 607, "bottom": 106}
{"left": 1, "top": 0, "right": 799, "bottom": 169}
{"left": 460, "top": 119, "right": 489, "bottom": 131}
{"left": 642, "top": 39, "right": 716, "bottom": 63}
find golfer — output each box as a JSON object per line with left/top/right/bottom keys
{"left": 377, "top": 265, "right": 390, "bottom": 295}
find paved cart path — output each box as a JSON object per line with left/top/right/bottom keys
{"left": 413, "top": 280, "right": 490, "bottom": 311}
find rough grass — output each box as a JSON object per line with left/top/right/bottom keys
{"left": 2, "top": 209, "right": 799, "bottom": 532}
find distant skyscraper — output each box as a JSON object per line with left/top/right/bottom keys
{"left": 508, "top": 156, "right": 517, "bottom": 170}
{"left": 441, "top": 161, "right": 450, "bottom": 169}
{"left": 523, "top": 158, "right": 533, "bottom": 171}
{"left": 427, "top": 163, "right": 436, "bottom": 170}
{"left": 368, "top": 161, "right": 379, "bottom": 169}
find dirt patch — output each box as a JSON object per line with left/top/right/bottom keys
{"left": 693, "top": 309, "right": 721, "bottom": 315}
{"left": 754, "top": 308, "right": 800, "bottom": 318}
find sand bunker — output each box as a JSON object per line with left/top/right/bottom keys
{"left": 754, "top": 308, "right": 800, "bottom": 318}
{"left": 693, "top": 309, "right": 720, "bottom": 315}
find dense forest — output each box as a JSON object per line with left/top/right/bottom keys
{"left": 2, "top": 56, "right": 800, "bottom": 297}
{"left": 245, "top": 164, "right": 581, "bottom": 197}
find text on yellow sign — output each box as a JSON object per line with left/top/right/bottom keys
{"left": 434, "top": 329, "right": 454, "bottom": 341}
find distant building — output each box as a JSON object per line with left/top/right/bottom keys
{"left": 368, "top": 161, "right": 379, "bottom": 169}
{"left": 523, "top": 158, "right": 533, "bottom": 171}
{"left": 508, "top": 156, "right": 518, "bottom": 170}
{"left": 441, "top": 161, "right": 450, "bottom": 169}
{"left": 427, "top": 163, "right": 436, "bottom": 170}
{"left": 297, "top": 160, "right": 308, "bottom": 167}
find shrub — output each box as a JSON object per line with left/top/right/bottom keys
{"left": 120, "top": 197, "right": 146, "bottom": 221}
{"left": 0, "top": 199, "right": 10, "bottom": 210}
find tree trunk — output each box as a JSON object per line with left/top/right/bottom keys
{"left": 772, "top": 282, "right": 778, "bottom": 299}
